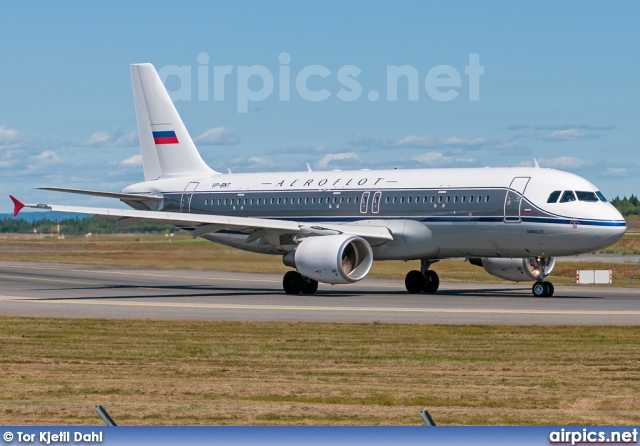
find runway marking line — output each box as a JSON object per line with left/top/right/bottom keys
{"left": 1, "top": 297, "right": 638, "bottom": 316}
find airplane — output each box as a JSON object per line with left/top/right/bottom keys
{"left": 10, "top": 63, "right": 626, "bottom": 298}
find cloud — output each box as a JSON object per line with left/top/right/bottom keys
{"left": 268, "top": 145, "right": 336, "bottom": 155}
{"left": 316, "top": 152, "right": 360, "bottom": 169}
{"left": 411, "top": 152, "right": 476, "bottom": 167}
{"left": 543, "top": 128, "right": 599, "bottom": 142}
{"left": 390, "top": 135, "right": 489, "bottom": 148}
{"left": 519, "top": 156, "right": 594, "bottom": 169}
{"left": 348, "top": 136, "right": 381, "bottom": 148}
{"left": 603, "top": 167, "right": 628, "bottom": 177}
{"left": 194, "top": 127, "right": 239, "bottom": 145}
{"left": 120, "top": 154, "right": 143, "bottom": 166}
{"left": 533, "top": 124, "right": 615, "bottom": 131}
{"left": 0, "top": 125, "right": 37, "bottom": 150}
{"left": 35, "top": 150, "right": 61, "bottom": 162}
{"left": 78, "top": 131, "right": 138, "bottom": 148}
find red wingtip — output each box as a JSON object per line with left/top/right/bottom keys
{"left": 9, "top": 195, "right": 25, "bottom": 217}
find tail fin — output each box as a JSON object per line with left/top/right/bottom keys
{"left": 130, "top": 63, "right": 217, "bottom": 180}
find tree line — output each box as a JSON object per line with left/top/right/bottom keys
{"left": 610, "top": 195, "right": 640, "bottom": 216}
{"left": 0, "top": 216, "right": 176, "bottom": 234}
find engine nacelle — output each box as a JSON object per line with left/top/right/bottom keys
{"left": 283, "top": 235, "right": 373, "bottom": 284}
{"left": 469, "top": 257, "right": 556, "bottom": 282}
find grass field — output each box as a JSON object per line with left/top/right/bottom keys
{"left": 0, "top": 318, "right": 639, "bottom": 426}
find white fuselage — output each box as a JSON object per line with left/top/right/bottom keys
{"left": 121, "top": 166, "right": 626, "bottom": 260}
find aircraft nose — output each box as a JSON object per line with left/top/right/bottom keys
{"left": 604, "top": 206, "right": 626, "bottom": 241}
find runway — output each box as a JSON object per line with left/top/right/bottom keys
{"left": 0, "top": 260, "right": 638, "bottom": 325}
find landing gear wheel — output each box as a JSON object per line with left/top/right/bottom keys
{"left": 532, "top": 281, "right": 553, "bottom": 297}
{"left": 301, "top": 278, "right": 319, "bottom": 295}
{"left": 405, "top": 270, "right": 424, "bottom": 294}
{"left": 283, "top": 271, "right": 305, "bottom": 295}
{"left": 532, "top": 282, "right": 545, "bottom": 297}
{"left": 423, "top": 270, "right": 440, "bottom": 293}
{"left": 545, "top": 282, "right": 554, "bottom": 297}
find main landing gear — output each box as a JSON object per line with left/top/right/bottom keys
{"left": 282, "top": 271, "right": 319, "bottom": 295}
{"left": 530, "top": 257, "right": 554, "bottom": 297}
{"left": 405, "top": 259, "right": 440, "bottom": 294}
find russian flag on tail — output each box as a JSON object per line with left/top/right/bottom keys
{"left": 523, "top": 209, "right": 532, "bottom": 215}
{"left": 153, "top": 130, "right": 179, "bottom": 145}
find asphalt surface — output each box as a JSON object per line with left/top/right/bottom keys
{"left": 0, "top": 260, "right": 638, "bottom": 325}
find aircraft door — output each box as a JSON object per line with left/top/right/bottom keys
{"left": 181, "top": 182, "right": 199, "bottom": 213}
{"left": 360, "top": 191, "right": 370, "bottom": 214}
{"left": 372, "top": 191, "right": 382, "bottom": 213}
{"left": 504, "top": 177, "right": 530, "bottom": 223}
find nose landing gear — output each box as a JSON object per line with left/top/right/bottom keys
{"left": 530, "top": 257, "right": 554, "bottom": 297}
{"left": 532, "top": 281, "right": 554, "bottom": 297}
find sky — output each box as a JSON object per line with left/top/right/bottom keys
{"left": 1, "top": 1, "right": 639, "bottom": 213}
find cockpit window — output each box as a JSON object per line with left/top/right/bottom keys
{"left": 576, "top": 191, "right": 598, "bottom": 202}
{"left": 547, "top": 190, "right": 561, "bottom": 203}
{"left": 559, "top": 190, "right": 576, "bottom": 203}
{"left": 596, "top": 191, "right": 607, "bottom": 202}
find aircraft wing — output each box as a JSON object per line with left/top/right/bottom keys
{"left": 9, "top": 196, "right": 393, "bottom": 243}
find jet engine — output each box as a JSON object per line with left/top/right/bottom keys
{"left": 469, "top": 257, "right": 556, "bottom": 282}
{"left": 283, "top": 235, "right": 373, "bottom": 284}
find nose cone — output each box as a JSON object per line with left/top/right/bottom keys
{"left": 602, "top": 206, "right": 626, "bottom": 245}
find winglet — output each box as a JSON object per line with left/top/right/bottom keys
{"left": 10, "top": 195, "right": 25, "bottom": 217}
{"left": 533, "top": 158, "right": 540, "bottom": 169}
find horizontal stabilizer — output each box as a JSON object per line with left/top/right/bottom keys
{"left": 37, "top": 187, "right": 163, "bottom": 202}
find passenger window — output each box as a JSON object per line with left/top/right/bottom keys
{"left": 423, "top": 196, "right": 428, "bottom": 203}
{"left": 355, "top": 197, "right": 359, "bottom": 204}
{"left": 205, "top": 199, "right": 208, "bottom": 205}
{"left": 547, "top": 191, "right": 561, "bottom": 203}
{"left": 559, "top": 191, "right": 577, "bottom": 203}
{"left": 385, "top": 196, "right": 390, "bottom": 203}
{"left": 224, "top": 198, "right": 228, "bottom": 205}
{"left": 485, "top": 195, "right": 490, "bottom": 203}
{"left": 408, "top": 196, "right": 413, "bottom": 203}
{"left": 469, "top": 196, "right": 474, "bottom": 203}
{"left": 596, "top": 191, "right": 607, "bottom": 202}
{"left": 305, "top": 197, "right": 309, "bottom": 204}
{"left": 478, "top": 195, "right": 482, "bottom": 203}
{"left": 438, "top": 195, "right": 443, "bottom": 203}
{"left": 446, "top": 195, "right": 451, "bottom": 203}
{"left": 454, "top": 196, "right": 458, "bottom": 203}
{"left": 311, "top": 197, "right": 316, "bottom": 204}
{"left": 400, "top": 196, "right": 405, "bottom": 203}
{"left": 393, "top": 196, "right": 397, "bottom": 203}
{"left": 430, "top": 196, "right": 435, "bottom": 203}
{"left": 347, "top": 197, "right": 352, "bottom": 204}
{"left": 462, "top": 196, "right": 466, "bottom": 203}
{"left": 576, "top": 191, "right": 598, "bottom": 202}
{"left": 319, "top": 197, "right": 323, "bottom": 204}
